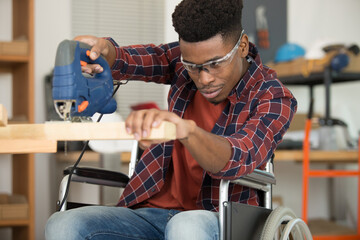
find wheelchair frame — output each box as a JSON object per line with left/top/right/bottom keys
{"left": 58, "top": 143, "right": 312, "bottom": 239}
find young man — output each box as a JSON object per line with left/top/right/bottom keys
{"left": 46, "top": 0, "right": 297, "bottom": 239}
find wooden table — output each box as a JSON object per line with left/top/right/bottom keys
{"left": 55, "top": 149, "right": 359, "bottom": 164}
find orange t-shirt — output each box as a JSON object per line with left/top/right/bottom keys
{"left": 139, "top": 91, "right": 228, "bottom": 210}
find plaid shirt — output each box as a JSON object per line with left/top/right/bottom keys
{"left": 108, "top": 38, "right": 297, "bottom": 211}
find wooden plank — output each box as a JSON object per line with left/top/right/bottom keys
{"left": 0, "top": 140, "right": 57, "bottom": 154}
{"left": 0, "top": 104, "right": 8, "bottom": 126}
{"left": 0, "top": 121, "right": 176, "bottom": 141}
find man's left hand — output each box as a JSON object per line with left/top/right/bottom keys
{"left": 125, "top": 109, "right": 196, "bottom": 149}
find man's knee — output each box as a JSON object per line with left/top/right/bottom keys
{"left": 45, "top": 209, "right": 87, "bottom": 240}
{"left": 45, "top": 206, "right": 112, "bottom": 240}
{"left": 165, "top": 210, "right": 219, "bottom": 240}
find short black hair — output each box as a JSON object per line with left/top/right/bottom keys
{"left": 172, "top": 0, "right": 243, "bottom": 44}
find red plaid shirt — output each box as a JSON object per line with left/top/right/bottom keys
{"left": 108, "top": 39, "right": 297, "bottom": 211}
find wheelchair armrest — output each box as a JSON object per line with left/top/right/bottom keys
{"left": 231, "top": 169, "right": 276, "bottom": 192}
{"left": 64, "top": 166, "right": 129, "bottom": 188}
{"left": 242, "top": 168, "right": 275, "bottom": 185}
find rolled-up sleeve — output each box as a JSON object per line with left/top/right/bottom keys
{"left": 106, "top": 38, "right": 181, "bottom": 84}
{"left": 209, "top": 80, "right": 297, "bottom": 180}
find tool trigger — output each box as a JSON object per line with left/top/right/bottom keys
{"left": 78, "top": 101, "right": 89, "bottom": 113}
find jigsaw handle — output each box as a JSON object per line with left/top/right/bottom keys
{"left": 77, "top": 42, "right": 112, "bottom": 79}
{"left": 54, "top": 40, "right": 110, "bottom": 77}
{"left": 53, "top": 40, "right": 117, "bottom": 120}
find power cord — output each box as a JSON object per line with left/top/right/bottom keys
{"left": 57, "top": 81, "right": 126, "bottom": 211}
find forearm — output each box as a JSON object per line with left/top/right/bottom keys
{"left": 180, "top": 121, "right": 232, "bottom": 173}
{"left": 105, "top": 39, "right": 117, "bottom": 68}
{"left": 106, "top": 38, "right": 180, "bottom": 83}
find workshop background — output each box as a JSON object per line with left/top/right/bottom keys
{"left": 1, "top": 0, "right": 360, "bottom": 239}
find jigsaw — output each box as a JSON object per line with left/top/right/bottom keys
{"left": 52, "top": 40, "right": 117, "bottom": 121}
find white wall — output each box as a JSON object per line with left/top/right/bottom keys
{"left": 164, "top": 0, "right": 181, "bottom": 43}
{"left": 162, "top": 0, "right": 182, "bottom": 102}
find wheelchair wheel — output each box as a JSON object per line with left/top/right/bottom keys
{"left": 280, "top": 218, "right": 313, "bottom": 240}
{"left": 260, "top": 206, "right": 312, "bottom": 240}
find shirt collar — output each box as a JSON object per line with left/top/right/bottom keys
{"left": 228, "top": 43, "right": 263, "bottom": 102}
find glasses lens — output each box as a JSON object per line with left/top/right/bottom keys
{"left": 183, "top": 64, "right": 198, "bottom": 73}
{"left": 203, "top": 53, "right": 236, "bottom": 74}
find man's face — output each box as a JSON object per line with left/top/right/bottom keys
{"left": 179, "top": 34, "right": 249, "bottom": 104}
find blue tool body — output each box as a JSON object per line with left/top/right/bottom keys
{"left": 53, "top": 40, "right": 116, "bottom": 119}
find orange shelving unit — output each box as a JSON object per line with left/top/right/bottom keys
{"left": 302, "top": 117, "right": 360, "bottom": 240}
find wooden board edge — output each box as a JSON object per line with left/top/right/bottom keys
{"left": 0, "top": 121, "right": 177, "bottom": 141}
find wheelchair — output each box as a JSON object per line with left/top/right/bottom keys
{"left": 58, "top": 141, "right": 312, "bottom": 240}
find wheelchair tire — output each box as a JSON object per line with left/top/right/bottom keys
{"left": 280, "top": 218, "right": 313, "bottom": 240}
{"left": 260, "top": 206, "right": 300, "bottom": 240}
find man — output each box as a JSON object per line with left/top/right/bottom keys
{"left": 46, "top": 0, "right": 297, "bottom": 239}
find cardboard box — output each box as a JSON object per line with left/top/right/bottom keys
{"left": 0, "top": 41, "right": 29, "bottom": 56}
{"left": 0, "top": 194, "right": 29, "bottom": 220}
{"left": 288, "top": 113, "right": 320, "bottom": 132}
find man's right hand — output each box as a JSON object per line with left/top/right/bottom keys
{"left": 74, "top": 35, "right": 116, "bottom": 74}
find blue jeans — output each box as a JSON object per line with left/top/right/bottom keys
{"left": 45, "top": 206, "right": 219, "bottom": 240}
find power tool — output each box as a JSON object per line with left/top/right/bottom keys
{"left": 52, "top": 40, "right": 117, "bottom": 121}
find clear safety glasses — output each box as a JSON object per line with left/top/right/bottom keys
{"left": 181, "top": 30, "right": 244, "bottom": 75}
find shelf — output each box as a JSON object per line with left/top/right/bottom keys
{"left": 266, "top": 52, "right": 360, "bottom": 86}
{"left": 275, "top": 150, "right": 358, "bottom": 163}
{"left": 0, "top": 58, "right": 29, "bottom": 74}
{"left": 279, "top": 71, "right": 360, "bottom": 86}
{"left": 56, "top": 151, "right": 100, "bottom": 163}
{"left": 0, "top": 219, "right": 30, "bottom": 227}
{"left": 308, "top": 218, "right": 357, "bottom": 238}
{"left": 0, "top": 55, "right": 29, "bottom": 63}
{"left": 0, "top": 41, "right": 30, "bottom": 72}
{"left": 8, "top": 117, "right": 30, "bottom": 124}
{"left": 1, "top": 0, "right": 35, "bottom": 238}
{"left": 0, "top": 41, "right": 29, "bottom": 56}
{"left": 56, "top": 151, "right": 131, "bottom": 163}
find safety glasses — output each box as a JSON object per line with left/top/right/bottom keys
{"left": 181, "top": 30, "right": 244, "bottom": 75}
